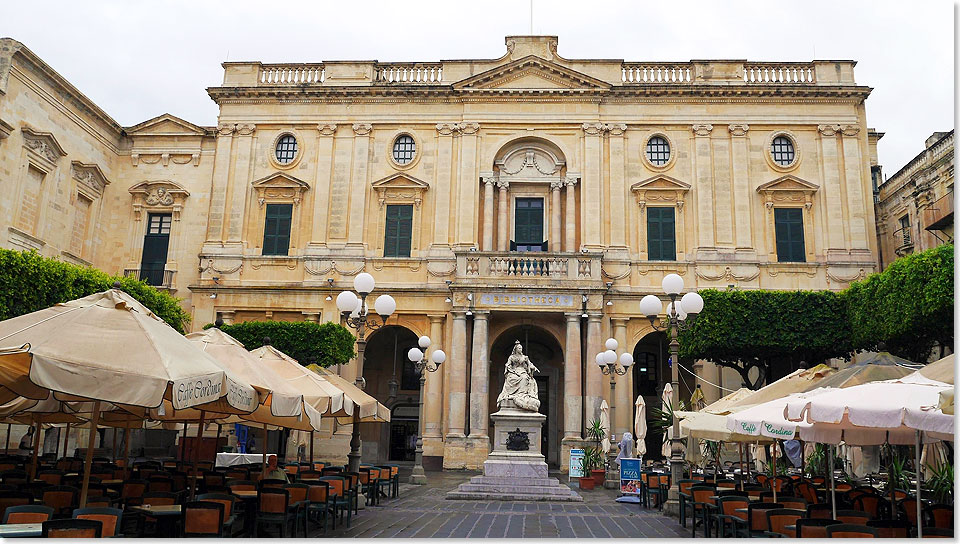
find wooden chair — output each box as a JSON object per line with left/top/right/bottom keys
{"left": 866, "top": 519, "right": 910, "bottom": 538}
{"left": 0, "top": 470, "right": 28, "bottom": 486}
{"left": 318, "top": 476, "right": 349, "bottom": 528}
{"left": 778, "top": 495, "right": 808, "bottom": 510}
{"left": 765, "top": 508, "right": 805, "bottom": 537}
{"left": 119, "top": 479, "right": 148, "bottom": 507}
{"left": 224, "top": 468, "right": 248, "bottom": 481}
{"left": 312, "top": 462, "right": 325, "bottom": 472}
{"left": 40, "top": 485, "right": 79, "bottom": 518}
{"left": 141, "top": 491, "right": 178, "bottom": 507}
{"left": 794, "top": 481, "right": 820, "bottom": 504}
{"left": 358, "top": 468, "right": 377, "bottom": 507}
{"left": 647, "top": 473, "right": 668, "bottom": 510}
{"left": 853, "top": 494, "right": 889, "bottom": 520}
{"left": 690, "top": 485, "right": 718, "bottom": 537}
{"left": 305, "top": 482, "right": 333, "bottom": 534}
{"left": 2, "top": 504, "right": 54, "bottom": 524}
{"left": 836, "top": 509, "right": 873, "bottom": 525}
{"left": 342, "top": 472, "right": 361, "bottom": 515}
{"left": 73, "top": 507, "right": 122, "bottom": 538}
{"left": 19, "top": 481, "right": 52, "bottom": 500}
{"left": 147, "top": 474, "right": 174, "bottom": 493}
{"left": 283, "top": 483, "right": 309, "bottom": 537}
{"left": 197, "top": 493, "right": 240, "bottom": 536}
{"left": 36, "top": 470, "right": 64, "bottom": 485}
{"left": 738, "top": 502, "right": 782, "bottom": 537}
{"left": 256, "top": 488, "right": 292, "bottom": 537}
{"left": 42, "top": 518, "right": 102, "bottom": 538}
{"left": 283, "top": 464, "right": 300, "bottom": 477}
{"left": 201, "top": 471, "right": 225, "bottom": 493}
{"left": 227, "top": 479, "right": 256, "bottom": 493}
{"left": 923, "top": 505, "right": 954, "bottom": 529}
{"left": 258, "top": 478, "right": 286, "bottom": 490}
{"left": 714, "top": 495, "right": 749, "bottom": 538}
{"left": 808, "top": 503, "right": 836, "bottom": 519}
{"left": 0, "top": 490, "right": 33, "bottom": 521}
{"left": 182, "top": 501, "right": 224, "bottom": 537}
{"left": 676, "top": 479, "right": 698, "bottom": 527}
{"left": 825, "top": 523, "right": 878, "bottom": 537}
{"left": 796, "top": 518, "right": 841, "bottom": 538}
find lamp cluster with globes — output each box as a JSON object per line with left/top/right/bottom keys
{"left": 638, "top": 273, "right": 704, "bottom": 514}
{"left": 406, "top": 335, "right": 446, "bottom": 484}
{"left": 595, "top": 337, "right": 634, "bottom": 487}
{"left": 335, "top": 272, "right": 396, "bottom": 473}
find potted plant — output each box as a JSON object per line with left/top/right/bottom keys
{"left": 578, "top": 448, "right": 599, "bottom": 490}
{"left": 585, "top": 417, "right": 607, "bottom": 486}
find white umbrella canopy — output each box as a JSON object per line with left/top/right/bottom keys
{"left": 600, "top": 400, "right": 611, "bottom": 454}
{"left": 634, "top": 395, "right": 647, "bottom": 456}
{"left": 307, "top": 365, "right": 390, "bottom": 423}
{"left": 661, "top": 383, "right": 673, "bottom": 457}
{"left": 248, "top": 344, "right": 346, "bottom": 427}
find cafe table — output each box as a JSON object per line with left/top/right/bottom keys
{"left": 128, "top": 504, "right": 182, "bottom": 538}
{"left": 0, "top": 523, "right": 42, "bottom": 538}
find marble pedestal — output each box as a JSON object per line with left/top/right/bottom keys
{"left": 446, "top": 402, "right": 582, "bottom": 502}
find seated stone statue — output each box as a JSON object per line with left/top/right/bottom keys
{"left": 496, "top": 340, "right": 540, "bottom": 412}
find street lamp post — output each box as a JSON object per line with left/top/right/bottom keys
{"left": 595, "top": 338, "right": 634, "bottom": 488}
{"left": 336, "top": 272, "right": 396, "bottom": 473}
{"left": 407, "top": 336, "right": 445, "bottom": 485}
{"left": 638, "top": 273, "right": 704, "bottom": 517}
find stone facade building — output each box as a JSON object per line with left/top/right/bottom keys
{"left": 0, "top": 36, "right": 880, "bottom": 470}
{"left": 875, "top": 130, "right": 953, "bottom": 269}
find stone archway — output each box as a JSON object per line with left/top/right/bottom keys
{"left": 632, "top": 330, "right": 669, "bottom": 460}
{"left": 488, "top": 324, "right": 564, "bottom": 467}
{"left": 360, "top": 325, "right": 419, "bottom": 464}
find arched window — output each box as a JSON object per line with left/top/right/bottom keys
{"left": 275, "top": 134, "right": 298, "bottom": 164}
{"left": 770, "top": 136, "right": 796, "bottom": 167}
{"left": 392, "top": 134, "right": 416, "bottom": 165}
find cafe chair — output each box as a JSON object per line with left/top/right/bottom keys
{"left": 853, "top": 494, "right": 890, "bottom": 520}
{"left": 765, "top": 508, "right": 805, "bottom": 537}
{"left": 40, "top": 485, "right": 80, "bottom": 518}
{"left": 836, "top": 509, "right": 873, "bottom": 525}
{"left": 3, "top": 504, "right": 54, "bottom": 524}
{"left": 182, "top": 500, "right": 225, "bottom": 537}
{"left": 41, "top": 518, "right": 102, "bottom": 538}
{"left": 0, "top": 490, "right": 33, "bottom": 521}
{"left": 738, "top": 502, "right": 782, "bottom": 537}
{"left": 923, "top": 505, "right": 954, "bottom": 529}
{"left": 714, "top": 495, "right": 749, "bottom": 537}
{"left": 825, "top": 523, "right": 879, "bottom": 538}
{"left": 676, "top": 479, "right": 699, "bottom": 527}
{"left": 147, "top": 474, "right": 174, "bottom": 493}
{"left": 922, "top": 527, "right": 954, "bottom": 538}
{"left": 690, "top": 485, "right": 718, "bottom": 537}
{"left": 36, "top": 470, "right": 65, "bottom": 486}
{"left": 777, "top": 496, "right": 808, "bottom": 510}
{"left": 283, "top": 483, "right": 310, "bottom": 537}
{"left": 72, "top": 507, "right": 122, "bottom": 538}
{"left": 865, "top": 519, "right": 910, "bottom": 538}
{"left": 318, "top": 476, "right": 349, "bottom": 528}
{"left": 305, "top": 481, "right": 333, "bottom": 534}
{"left": 256, "top": 488, "right": 292, "bottom": 537}
{"left": 197, "top": 493, "right": 240, "bottom": 536}
{"left": 808, "top": 503, "right": 835, "bottom": 519}
{"left": 795, "top": 518, "right": 841, "bottom": 538}
{"left": 258, "top": 478, "right": 287, "bottom": 490}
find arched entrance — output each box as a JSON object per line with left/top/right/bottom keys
{"left": 488, "top": 324, "right": 564, "bottom": 467}
{"left": 632, "top": 330, "right": 669, "bottom": 460}
{"left": 360, "top": 325, "right": 420, "bottom": 464}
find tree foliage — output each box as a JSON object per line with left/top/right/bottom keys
{"left": 208, "top": 320, "right": 356, "bottom": 367}
{"left": 0, "top": 249, "right": 190, "bottom": 333}
{"left": 846, "top": 243, "right": 953, "bottom": 362}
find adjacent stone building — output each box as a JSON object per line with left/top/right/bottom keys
{"left": 875, "top": 130, "right": 953, "bottom": 269}
{"left": 0, "top": 36, "right": 880, "bottom": 470}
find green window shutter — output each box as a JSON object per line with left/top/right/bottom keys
{"left": 384, "top": 204, "right": 413, "bottom": 257}
{"left": 774, "top": 208, "right": 805, "bottom": 262}
{"left": 647, "top": 207, "right": 676, "bottom": 261}
{"left": 514, "top": 198, "right": 544, "bottom": 251}
{"left": 263, "top": 204, "right": 292, "bottom": 256}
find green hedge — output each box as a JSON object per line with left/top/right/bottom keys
{"left": 206, "top": 321, "right": 355, "bottom": 367}
{"left": 846, "top": 243, "right": 953, "bottom": 361}
{"left": 0, "top": 249, "right": 190, "bottom": 333}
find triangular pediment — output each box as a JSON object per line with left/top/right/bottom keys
{"left": 371, "top": 173, "right": 430, "bottom": 190}
{"left": 630, "top": 175, "right": 691, "bottom": 192}
{"left": 126, "top": 113, "right": 207, "bottom": 136}
{"left": 252, "top": 172, "right": 310, "bottom": 189}
{"left": 453, "top": 56, "right": 611, "bottom": 91}
{"left": 756, "top": 175, "right": 819, "bottom": 193}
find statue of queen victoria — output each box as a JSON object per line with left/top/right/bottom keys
{"left": 496, "top": 340, "right": 540, "bottom": 412}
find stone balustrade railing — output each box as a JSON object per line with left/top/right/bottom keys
{"left": 455, "top": 251, "right": 602, "bottom": 282}
{"left": 374, "top": 63, "right": 443, "bottom": 84}
{"left": 743, "top": 63, "right": 816, "bottom": 84}
{"left": 259, "top": 64, "right": 326, "bottom": 85}
{"left": 621, "top": 64, "right": 693, "bottom": 83}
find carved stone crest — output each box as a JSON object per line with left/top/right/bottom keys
{"left": 506, "top": 428, "right": 530, "bottom": 451}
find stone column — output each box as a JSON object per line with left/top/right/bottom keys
{"left": 611, "top": 317, "right": 631, "bottom": 436}
{"left": 432, "top": 124, "right": 457, "bottom": 251}
{"left": 728, "top": 124, "right": 753, "bottom": 251}
{"left": 496, "top": 180, "right": 509, "bottom": 251}
{"left": 204, "top": 124, "right": 235, "bottom": 244}
{"left": 818, "top": 124, "right": 846, "bottom": 252}
{"left": 607, "top": 124, "right": 628, "bottom": 249}
{"left": 446, "top": 311, "right": 468, "bottom": 438}
{"left": 585, "top": 313, "right": 604, "bottom": 428}
{"left": 550, "top": 180, "right": 562, "bottom": 252}
{"left": 424, "top": 315, "right": 445, "bottom": 449}
{"left": 581, "top": 123, "right": 604, "bottom": 250}
{"left": 456, "top": 123, "right": 480, "bottom": 249}
{"left": 481, "top": 174, "right": 496, "bottom": 251}
{"left": 692, "top": 124, "right": 715, "bottom": 250}
{"left": 308, "top": 124, "right": 337, "bottom": 248}
{"left": 226, "top": 124, "right": 255, "bottom": 243}
{"left": 563, "top": 313, "right": 582, "bottom": 441}
{"left": 347, "top": 123, "right": 372, "bottom": 248}
{"left": 840, "top": 124, "right": 869, "bottom": 250}
{"left": 468, "top": 311, "right": 490, "bottom": 438}
{"left": 564, "top": 175, "right": 578, "bottom": 251}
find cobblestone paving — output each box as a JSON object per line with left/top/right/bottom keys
{"left": 315, "top": 469, "right": 689, "bottom": 538}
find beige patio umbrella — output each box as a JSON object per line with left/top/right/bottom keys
{"left": 0, "top": 289, "right": 259, "bottom": 506}
{"left": 634, "top": 395, "right": 647, "bottom": 457}
{"left": 599, "top": 400, "right": 611, "bottom": 454}
{"left": 661, "top": 383, "right": 673, "bottom": 458}
{"left": 306, "top": 364, "right": 391, "bottom": 423}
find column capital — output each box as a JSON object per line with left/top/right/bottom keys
{"left": 564, "top": 312, "right": 583, "bottom": 321}
{"left": 436, "top": 123, "right": 459, "bottom": 136}
{"left": 472, "top": 310, "right": 490, "bottom": 319}
{"left": 480, "top": 172, "right": 498, "bottom": 186}
{"left": 235, "top": 123, "right": 256, "bottom": 136}
{"left": 459, "top": 122, "right": 480, "bottom": 135}
{"left": 587, "top": 312, "right": 603, "bottom": 322}
{"left": 550, "top": 179, "right": 564, "bottom": 191}
{"left": 581, "top": 122, "right": 605, "bottom": 136}
{"left": 605, "top": 123, "right": 627, "bottom": 136}
{"left": 727, "top": 124, "right": 750, "bottom": 137}
{"left": 352, "top": 123, "right": 372, "bottom": 136}
{"left": 691, "top": 124, "right": 714, "bottom": 136}
{"left": 840, "top": 124, "right": 861, "bottom": 136}
{"left": 216, "top": 123, "right": 236, "bottom": 136}
{"left": 427, "top": 314, "right": 446, "bottom": 323}
{"left": 494, "top": 178, "right": 510, "bottom": 190}
{"left": 818, "top": 124, "right": 841, "bottom": 136}
{"left": 610, "top": 316, "right": 630, "bottom": 325}
{"left": 451, "top": 310, "right": 468, "bottom": 319}
{"left": 317, "top": 123, "right": 337, "bottom": 136}
{"left": 564, "top": 173, "right": 580, "bottom": 186}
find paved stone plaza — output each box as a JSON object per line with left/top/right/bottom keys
{"left": 319, "top": 469, "right": 689, "bottom": 538}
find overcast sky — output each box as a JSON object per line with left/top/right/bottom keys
{"left": 2, "top": 0, "right": 954, "bottom": 173}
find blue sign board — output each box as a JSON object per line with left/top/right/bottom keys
{"left": 619, "top": 458, "right": 642, "bottom": 495}
{"left": 569, "top": 449, "right": 585, "bottom": 481}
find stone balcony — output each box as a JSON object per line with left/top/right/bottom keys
{"left": 924, "top": 190, "right": 954, "bottom": 232}
{"left": 453, "top": 251, "right": 604, "bottom": 289}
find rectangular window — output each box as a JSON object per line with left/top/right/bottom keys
{"left": 262, "top": 203, "right": 293, "bottom": 256}
{"left": 383, "top": 204, "right": 413, "bottom": 258}
{"left": 140, "top": 213, "right": 172, "bottom": 286}
{"left": 774, "top": 208, "right": 806, "bottom": 263}
{"left": 514, "top": 197, "right": 545, "bottom": 252}
{"left": 646, "top": 207, "right": 676, "bottom": 261}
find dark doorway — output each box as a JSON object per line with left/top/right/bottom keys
{"left": 535, "top": 375, "right": 549, "bottom": 458}
{"left": 633, "top": 331, "right": 669, "bottom": 460}
{"left": 389, "top": 405, "right": 419, "bottom": 461}
{"left": 140, "top": 213, "right": 171, "bottom": 286}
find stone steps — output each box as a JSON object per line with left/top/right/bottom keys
{"left": 446, "top": 487, "right": 583, "bottom": 502}
{"left": 467, "top": 475, "right": 563, "bottom": 487}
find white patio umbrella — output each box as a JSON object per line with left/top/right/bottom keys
{"left": 0, "top": 289, "right": 258, "bottom": 506}
{"left": 600, "top": 400, "right": 611, "bottom": 454}
{"left": 661, "top": 383, "right": 673, "bottom": 458}
{"left": 634, "top": 395, "right": 647, "bottom": 457}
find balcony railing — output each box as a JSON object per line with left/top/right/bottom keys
{"left": 259, "top": 64, "right": 326, "bottom": 85}
{"left": 124, "top": 267, "right": 175, "bottom": 289}
{"left": 374, "top": 63, "right": 443, "bottom": 84}
{"left": 893, "top": 227, "right": 914, "bottom": 255}
{"left": 455, "top": 251, "right": 602, "bottom": 282}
